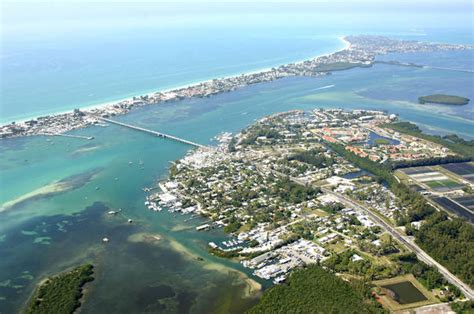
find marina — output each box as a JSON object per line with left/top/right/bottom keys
{"left": 1, "top": 34, "right": 473, "bottom": 312}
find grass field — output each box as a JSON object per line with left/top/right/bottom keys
{"left": 425, "top": 179, "right": 462, "bottom": 189}
{"left": 326, "top": 241, "right": 347, "bottom": 254}
{"left": 374, "top": 138, "right": 391, "bottom": 145}
{"left": 372, "top": 274, "right": 438, "bottom": 311}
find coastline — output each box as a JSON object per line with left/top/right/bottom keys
{"left": 1, "top": 35, "right": 471, "bottom": 139}
{"left": 2, "top": 36, "right": 350, "bottom": 126}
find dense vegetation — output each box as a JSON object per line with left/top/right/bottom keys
{"left": 225, "top": 175, "right": 320, "bottom": 210}
{"left": 224, "top": 216, "right": 243, "bottom": 233}
{"left": 393, "top": 252, "right": 461, "bottom": 297}
{"left": 25, "top": 264, "right": 94, "bottom": 314}
{"left": 389, "top": 155, "right": 472, "bottom": 170}
{"left": 326, "top": 142, "right": 396, "bottom": 186}
{"left": 450, "top": 300, "right": 474, "bottom": 314}
{"left": 247, "top": 265, "right": 383, "bottom": 314}
{"left": 385, "top": 122, "right": 474, "bottom": 158}
{"left": 287, "top": 148, "right": 335, "bottom": 168}
{"left": 326, "top": 142, "right": 474, "bottom": 289}
{"left": 239, "top": 126, "right": 283, "bottom": 146}
{"left": 272, "top": 176, "right": 321, "bottom": 204}
{"left": 313, "top": 62, "right": 372, "bottom": 72}
{"left": 415, "top": 212, "right": 474, "bottom": 288}
{"left": 324, "top": 250, "right": 373, "bottom": 277}
{"left": 418, "top": 94, "right": 470, "bottom": 106}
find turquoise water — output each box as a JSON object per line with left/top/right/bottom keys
{"left": 1, "top": 52, "right": 473, "bottom": 311}
{"left": 1, "top": 4, "right": 474, "bottom": 312}
{"left": 2, "top": 5, "right": 473, "bottom": 123}
{"left": 1, "top": 27, "right": 344, "bottom": 123}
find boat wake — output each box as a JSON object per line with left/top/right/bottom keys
{"left": 313, "top": 84, "right": 335, "bottom": 91}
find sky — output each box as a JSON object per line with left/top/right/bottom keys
{"left": 1, "top": 1, "right": 472, "bottom": 34}
{"left": 3, "top": 0, "right": 473, "bottom": 20}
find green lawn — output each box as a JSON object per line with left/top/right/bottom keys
{"left": 425, "top": 179, "right": 462, "bottom": 189}
{"left": 374, "top": 138, "right": 391, "bottom": 145}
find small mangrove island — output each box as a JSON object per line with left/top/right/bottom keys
{"left": 24, "top": 264, "right": 94, "bottom": 314}
{"left": 418, "top": 94, "right": 470, "bottom": 106}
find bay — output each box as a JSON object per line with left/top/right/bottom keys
{"left": 1, "top": 50, "right": 473, "bottom": 312}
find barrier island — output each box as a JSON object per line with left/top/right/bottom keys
{"left": 1, "top": 36, "right": 472, "bottom": 139}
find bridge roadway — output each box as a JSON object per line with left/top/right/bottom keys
{"left": 99, "top": 117, "right": 206, "bottom": 148}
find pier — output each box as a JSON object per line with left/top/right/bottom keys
{"left": 41, "top": 133, "right": 94, "bottom": 140}
{"left": 422, "top": 65, "right": 474, "bottom": 74}
{"left": 99, "top": 117, "right": 206, "bottom": 148}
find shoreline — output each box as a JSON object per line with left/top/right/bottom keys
{"left": 1, "top": 35, "right": 471, "bottom": 139}
{"left": 2, "top": 37, "right": 350, "bottom": 125}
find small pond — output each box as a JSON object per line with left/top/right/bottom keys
{"left": 382, "top": 281, "right": 427, "bottom": 304}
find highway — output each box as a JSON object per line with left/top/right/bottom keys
{"left": 259, "top": 164, "right": 474, "bottom": 299}
{"left": 321, "top": 187, "right": 474, "bottom": 300}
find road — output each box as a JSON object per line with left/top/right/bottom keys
{"left": 257, "top": 164, "right": 474, "bottom": 299}
{"left": 321, "top": 187, "right": 474, "bottom": 300}
{"left": 98, "top": 117, "right": 206, "bottom": 148}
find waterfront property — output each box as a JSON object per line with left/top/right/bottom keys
{"left": 1, "top": 32, "right": 473, "bottom": 311}
{"left": 1, "top": 36, "right": 471, "bottom": 140}
{"left": 152, "top": 108, "right": 474, "bottom": 310}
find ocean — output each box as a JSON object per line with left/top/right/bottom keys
{"left": 1, "top": 3, "right": 473, "bottom": 313}
{"left": 2, "top": 3, "right": 473, "bottom": 124}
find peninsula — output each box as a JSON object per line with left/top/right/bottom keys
{"left": 151, "top": 108, "right": 474, "bottom": 311}
{"left": 1, "top": 36, "right": 472, "bottom": 139}
{"left": 418, "top": 94, "right": 470, "bottom": 106}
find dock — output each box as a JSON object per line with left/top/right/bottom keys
{"left": 99, "top": 117, "right": 206, "bottom": 148}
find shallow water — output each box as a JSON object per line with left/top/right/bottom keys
{"left": 0, "top": 48, "right": 473, "bottom": 313}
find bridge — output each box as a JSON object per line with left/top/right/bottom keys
{"left": 422, "top": 65, "right": 474, "bottom": 74}
{"left": 375, "top": 60, "right": 474, "bottom": 73}
{"left": 99, "top": 117, "right": 206, "bottom": 148}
